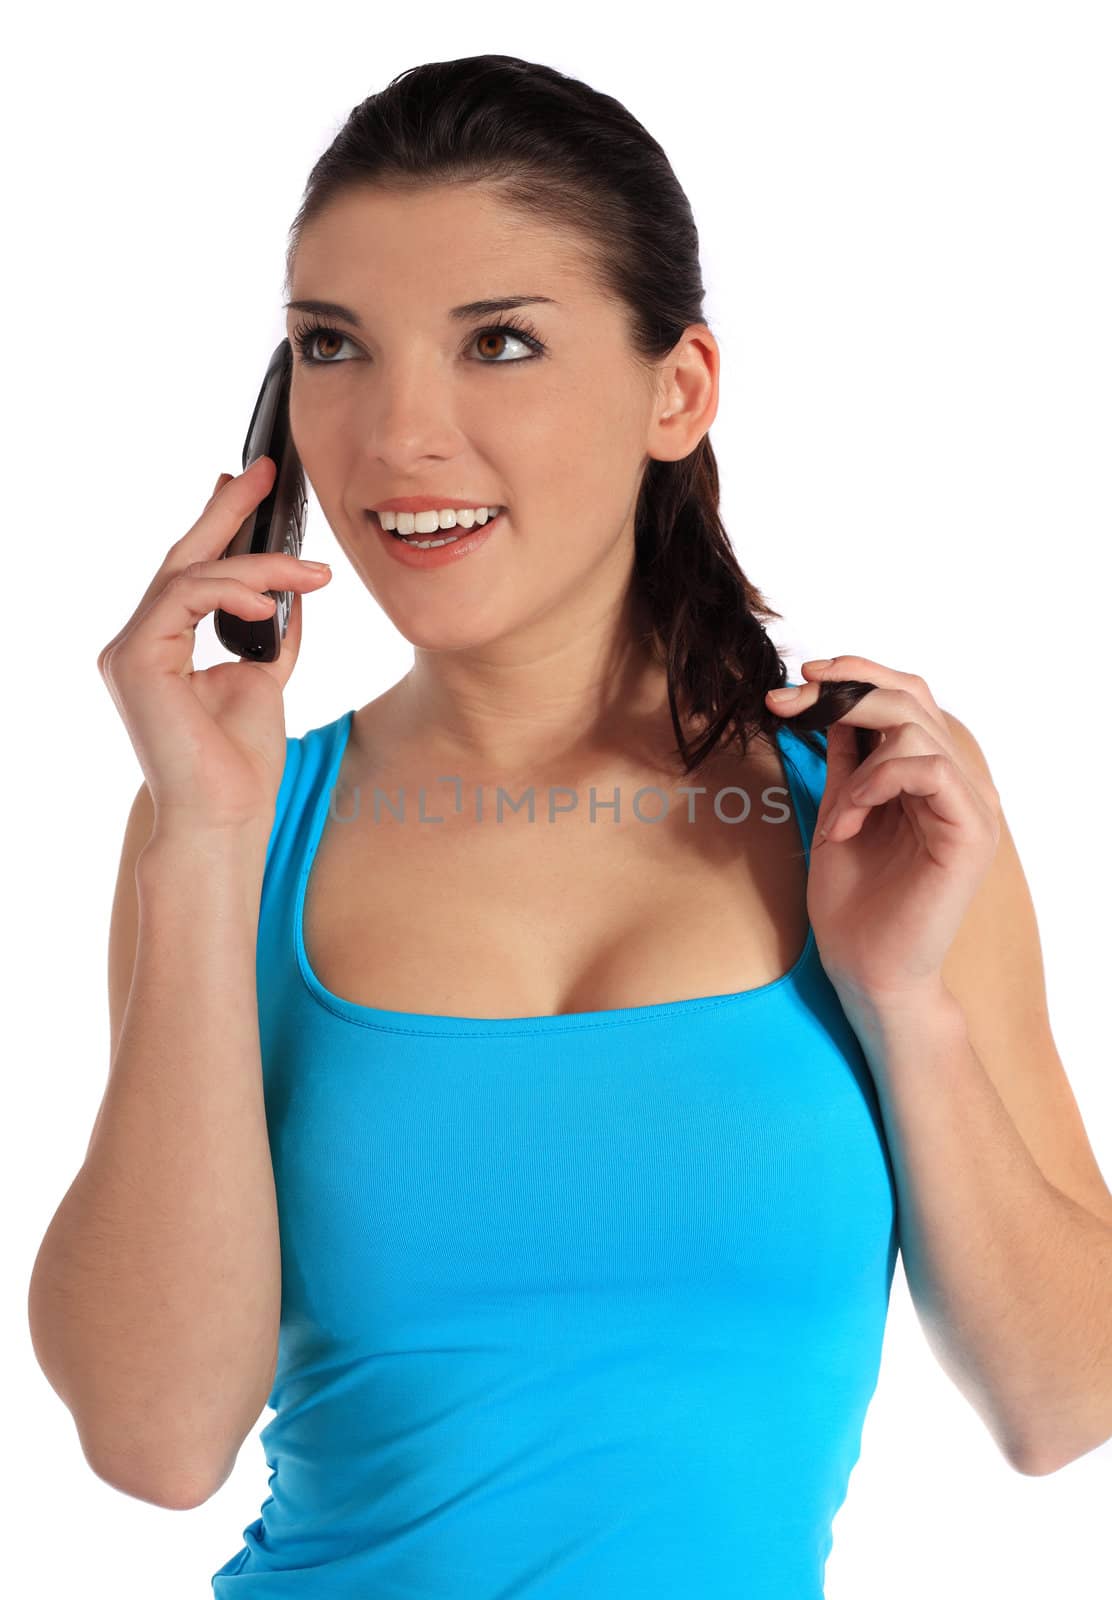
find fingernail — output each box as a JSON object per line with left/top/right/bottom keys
{"left": 803, "top": 659, "right": 833, "bottom": 670}
{"left": 303, "top": 561, "right": 331, "bottom": 572}
{"left": 768, "top": 686, "right": 802, "bottom": 701}
{"left": 818, "top": 797, "right": 842, "bottom": 837}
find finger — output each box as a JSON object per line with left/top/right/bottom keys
{"left": 824, "top": 751, "right": 990, "bottom": 860}
{"left": 821, "top": 685, "right": 913, "bottom": 762}
{"left": 766, "top": 675, "right": 946, "bottom": 830}
{"left": 99, "top": 570, "right": 280, "bottom": 744}
{"left": 818, "top": 686, "right": 951, "bottom": 805}
{"left": 105, "top": 572, "right": 268, "bottom": 696}
{"left": 764, "top": 677, "right": 879, "bottom": 802}
{"left": 107, "top": 547, "right": 326, "bottom": 662}
{"left": 98, "top": 570, "right": 283, "bottom": 795}
{"left": 801, "top": 656, "right": 944, "bottom": 723}
{"left": 802, "top": 657, "right": 952, "bottom": 800}
{"left": 223, "top": 583, "right": 305, "bottom": 691}
{"left": 178, "top": 455, "right": 276, "bottom": 565}
{"left": 267, "top": 586, "right": 303, "bottom": 688}
{"left": 138, "top": 571, "right": 279, "bottom": 667}
{"left": 823, "top": 717, "right": 940, "bottom": 828}
{"left": 765, "top": 677, "right": 849, "bottom": 808}
{"left": 106, "top": 459, "right": 280, "bottom": 650}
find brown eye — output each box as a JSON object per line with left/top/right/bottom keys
{"left": 292, "top": 318, "right": 543, "bottom": 367}
{"left": 471, "top": 323, "right": 543, "bottom": 363}
{"left": 476, "top": 331, "right": 510, "bottom": 359}
{"left": 312, "top": 330, "right": 344, "bottom": 360}
{"left": 291, "top": 323, "right": 355, "bottom": 365}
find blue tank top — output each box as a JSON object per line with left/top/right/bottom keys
{"left": 212, "top": 704, "right": 899, "bottom": 1598}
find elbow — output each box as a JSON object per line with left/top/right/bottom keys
{"left": 1012, "top": 1431, "right": 1112, "bottom": 1477}
{"left": 1008, "top": 1422, "right": 1091, "bottom": 1476}
{"left": 83, "top": 1434, "right": 222, "bottom": 1511}
{"left": 1009, "top": 1398, "right": 1112, "bottom": 1477}
{"left": 1009, "top": 1444, "right": 1060, "bottom": 1477}
{"left": 1011, "top": 1445, "right": 1073, "bottom": 1477}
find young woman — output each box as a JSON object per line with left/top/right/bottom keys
{"left": 30, "top": 52, "right": 1111, "bottom": 1600}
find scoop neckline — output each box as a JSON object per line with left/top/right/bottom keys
{"left": 292, "top": 708, "right": 820, "bottom": 1037}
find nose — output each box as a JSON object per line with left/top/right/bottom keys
{"left": 354, "top": 363, "right": 480, "bottom": 479}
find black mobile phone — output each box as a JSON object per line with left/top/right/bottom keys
{"left": 214, "top": 338, "right": 309, "bottom": 663}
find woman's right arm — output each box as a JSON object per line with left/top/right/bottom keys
{"left": 27, "top": 800, "right": 281, "bottom": 1511}
{"left": 26, "top": 456, "right": 332, "bottom": 1510}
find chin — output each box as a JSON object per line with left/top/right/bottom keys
{"left": 389, "top": 605, "right": 517, "bottom": 655}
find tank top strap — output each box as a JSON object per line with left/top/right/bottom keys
{"left": 261, "top": 710, "right": 352, "bottom": 887}
{"left": 255, "top": 710, "right": 354, "bottom": 1049}
{"left": 772, "top": 707, "right": 829, "bottom": 859}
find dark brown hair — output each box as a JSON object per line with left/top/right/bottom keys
{"left": 284, "top": 54, "right": 875, "bottom": 774}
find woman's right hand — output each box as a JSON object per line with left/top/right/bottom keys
{"left": 97, "top": 455, "right": 333, "bottom": 837}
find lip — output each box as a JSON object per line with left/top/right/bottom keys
{"left": 372, "top": 496, "right": 502, "bottom": 514}
{"left": 371, "top": 508, "right": 503, "bottom": 569}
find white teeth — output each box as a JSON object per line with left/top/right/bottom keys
{"left": 378, "top": 505, "right": 502, "bottom": 535}
{"left": 404, "top": 534, "right": 463, "bottom": 550}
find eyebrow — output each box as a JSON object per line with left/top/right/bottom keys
{"left": 282, "top": 295, "right": 560, "bottom": 328}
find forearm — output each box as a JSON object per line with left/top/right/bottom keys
{"left": 836, "top": 979, "right": 1112, "bottom": 1475}
{"left": 27, "top": 829, "right": 282, "bottom": 1507}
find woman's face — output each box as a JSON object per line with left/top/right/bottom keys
{"left": 284, "top": 183, "right": 716, "bottom": 655}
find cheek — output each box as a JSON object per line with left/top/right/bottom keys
{"left": 539, "top": 514, "right": 629, "bottom": 588}
{"left": 288, "top": 388, "right": 353, "bottom": 459}
{"left": 504, "top": 380, "right": 601, "bottom": 471}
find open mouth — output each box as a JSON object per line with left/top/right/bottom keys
{"left": 374, "top": 508, "right": 504, "bottom": 549}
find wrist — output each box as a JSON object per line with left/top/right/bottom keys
{"left": 138, "top": 817, "right": 273, "bottom": 878}
{"left": 830, "top": 975, "right": 964, "bottom": 1040}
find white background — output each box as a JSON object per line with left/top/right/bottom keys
{"left": 7, "top": 2, "right": 1110, "bottom": 1595}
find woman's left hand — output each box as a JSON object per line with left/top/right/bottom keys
{"left": 767, "top": 657, "right": 1002, "bottom": 1008}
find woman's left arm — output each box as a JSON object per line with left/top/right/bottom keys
{"left": 768, "top": 657, "right": 1112, "bottom": 1476}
